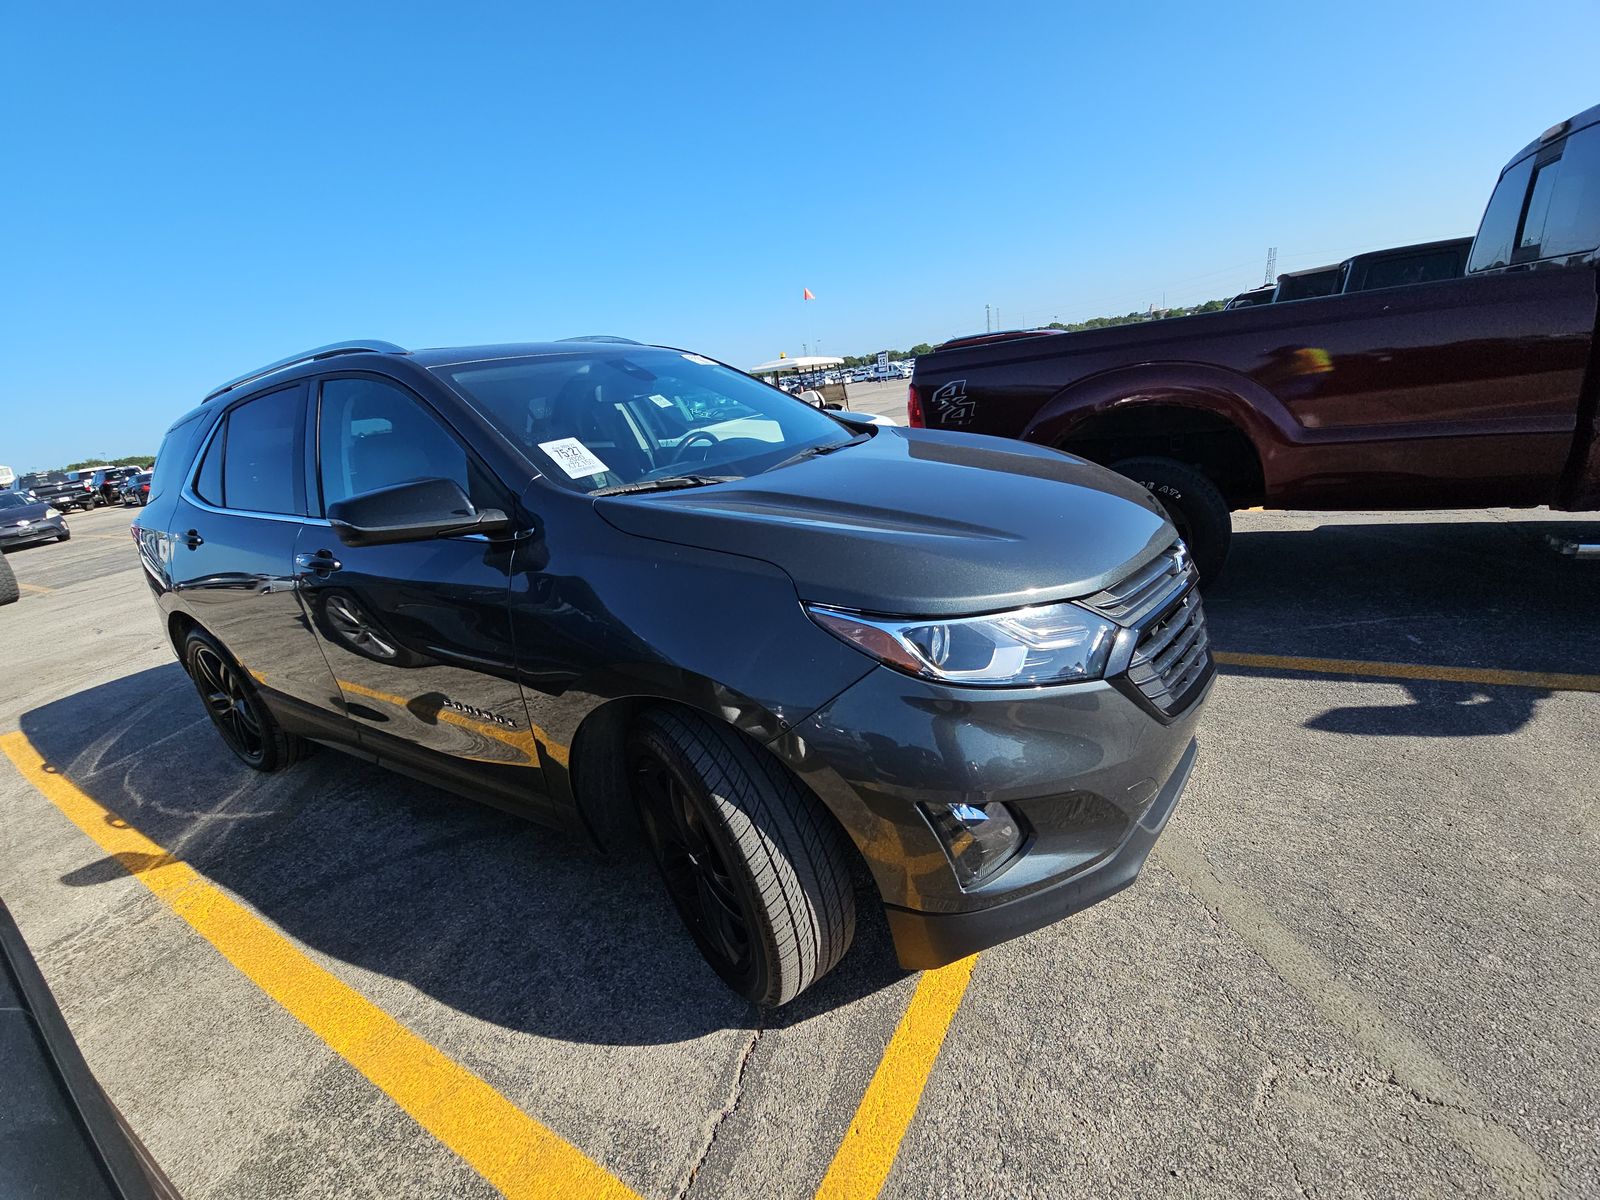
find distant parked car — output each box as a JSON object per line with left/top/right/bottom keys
{"left": 0, "top": 490, "right": 69, "bottom": 549}
{"left": 14, "top": 471, "right": 93, "bottom": 512}
{"left": 93, "top": 466, "right": 142, "bottom": 505}
{"left": 1224, "top": 285, "right": 1276, "bottom": 310}
{"left": 122, "top": 471, "right": 153, "bottom": 506}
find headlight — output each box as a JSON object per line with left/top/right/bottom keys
{"left": 806, "top": 600, "right": 1117, "bottom": 685}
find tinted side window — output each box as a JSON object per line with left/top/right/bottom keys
{"left": 1468, "top": 156, "right": 1535, "bottom": 272}
{"left": 1527, "top": 127, "right": 1600, "bottom": 260}
{"left": 193, "top": 421, "right": 224, "bottom": 505}
{"left": 317, "top": 377, "right": 474, "bottom": 512}
{"left": 221, "top": 386, "right": 305, "bottom": 515}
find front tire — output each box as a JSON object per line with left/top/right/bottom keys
{"left": 0, "top": 556, "right": 18, "bottom": 606}
{"left": 181, "top": 629, "right": 305, "bottom": 772}
{"left": 1111, "top": 456, "right": 1232, "bottom": 586}
{"left": 628, "top": 707, "right": 856, "bottom": 1006}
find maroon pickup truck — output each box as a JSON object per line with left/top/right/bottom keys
{"left": 909, "top": 104, "right": 1600, "bottom": 582}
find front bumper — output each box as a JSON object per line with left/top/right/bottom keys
{"left": 771, "top": 663, "right": 1210, "bottom": 969}
{"left": 0, "top": 519, "right": 66, "bottom": 547}
{"left": 885, "top": 738, "right": 1195, "bottom": 967}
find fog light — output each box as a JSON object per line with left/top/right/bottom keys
{"left": 920, "top": 801, "right": 1025, "bottom": 888}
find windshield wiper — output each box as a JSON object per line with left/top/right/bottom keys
{"left": 590, "top": 474, "right": 742, "bottom": 497}
{"left": 768, "top": 431, "right": 871, "bottom": 473}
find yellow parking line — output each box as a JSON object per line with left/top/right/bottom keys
{"left": 815, "top": 955, "right": 978, "bottom": 1199}
{"left": 1213, "top": 651, "right": 1600, "bottom": 693}
{"left": 18, "top": 581, "right": 51, "bottom": 594}
{"left": 0, "top": 731, "right": 639, "bottom": 1200}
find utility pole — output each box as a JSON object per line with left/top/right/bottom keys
{"left": 985, "top": 304, "right": 991, "bottom": 333}
{"left": 1263, "top": 246, "right": 1278, "bottom": 286}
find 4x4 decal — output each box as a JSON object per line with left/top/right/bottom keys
{"left": 930, "top": 379, "right": 975, "bottom": 425}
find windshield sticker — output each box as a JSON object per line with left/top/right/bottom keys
{"left": 538, "top": 438, "right": 611, "bottom": 479}
{"left": 649, "top": 394, "right": 675, "bottom": 409}
{"left": 681, "top": 353, "right": 716, "bottom": 366}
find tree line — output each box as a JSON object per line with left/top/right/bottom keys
{"left": 59, "top": 455, "right": 154, "bottom": 472}
{"left": 836, "top": 298, "right": 1229, "bottom": 367}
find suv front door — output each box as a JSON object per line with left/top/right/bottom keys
{"left": 296, "top": 372, "right": 548, "bottom": 814}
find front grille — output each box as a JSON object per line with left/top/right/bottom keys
{"left": 1126, "top": 589, "right": 1211, "bottom": 712}
{"left": 1084, "top": 543, "right": 1212, "bottom": 715}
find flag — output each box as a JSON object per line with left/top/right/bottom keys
{"left": 803, "top": 288, "right": 815, "bottom": 301}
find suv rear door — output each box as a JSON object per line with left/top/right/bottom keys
{"left": 167, "top": 382, "right": 348, "bottom": 735}
{"left": 296, "top": 372, "right": 548, "bottom": 815}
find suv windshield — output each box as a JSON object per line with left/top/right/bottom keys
{"left": 433, "top": 349, "right": 858, "bottom": 493}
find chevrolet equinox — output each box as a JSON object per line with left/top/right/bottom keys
{"left": 133, "top": 338, "right": 1213, "bottom": 1004}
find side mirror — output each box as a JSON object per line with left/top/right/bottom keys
{"left": 326, "top": 478, "right": 512, "bottom": 547}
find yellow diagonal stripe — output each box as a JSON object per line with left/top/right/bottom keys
{"left": 815, "top": 954, "right": 978, "bottom": 1199}
{"left": 1212, "top": 651, "right": 1600, "bottom": 693}
{"left": 0, "top": 730, "right": 639, "bottom": 1200}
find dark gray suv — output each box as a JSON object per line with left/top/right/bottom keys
{"left": 133, "top": 338, "right": 1212, "bottom": 1004}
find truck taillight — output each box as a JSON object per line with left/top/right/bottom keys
{"left": 907, "top": 384, "right": 925, "bottom": 427}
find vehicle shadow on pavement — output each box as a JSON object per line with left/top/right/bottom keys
{"left": 19, "top": 664, "right": 908, "bottom": 1045}
{"left": 1204, "top": 517, "right": 1597, "bottom": 737}
{"left": 1302, "top": 679, "right": 1547, "bottom": 738}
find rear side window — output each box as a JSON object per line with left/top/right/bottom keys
{"left": 315, "top": 377, "right": 478, "bottom": 512}
{"left": 1518, "top": 127, "right": 1600, "bottom": 262}
{"left": 193, "top": 385, "right": 305, "bottom": 514}
{"left": 193, "top": 425, "right": 224, "bottom": 505}
{"left": 1468, "top": 156, "right": 1536, "bottom": 272}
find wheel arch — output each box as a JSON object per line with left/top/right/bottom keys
{"left": 1022, "top": 364, "right": 1292, "bottom": 506}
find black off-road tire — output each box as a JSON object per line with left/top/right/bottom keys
{"left": 1112, "top": 456, "right": 1232, "bottom": 586}
{"left": 629, "top": 706, "right": 856, "bottom": 1006}
{"left": 0, "top": 555, "right": 18, "bottom": 606}
{"left": 181, "top": 628, "right": 306, "bottom": 772}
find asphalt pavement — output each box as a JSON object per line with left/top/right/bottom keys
{"left": 1, "top": 492, "right": 1596, "bottom": 1199}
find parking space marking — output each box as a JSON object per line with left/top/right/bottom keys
{"left": 0, "top": 731, "right": 640, "bottom": 1200}
{"left": 17, "top": 581, "right": 52, "bottom": 593}
{"left": 1155, "top": 829, "right": 1558, "bottom": 1200}
{"left": 815, "top": 955, "right": 979, "bottom": 1199}
{"left": 1214, "top": 650, "right": 1600, "bottom": 694}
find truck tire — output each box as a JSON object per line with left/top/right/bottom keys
{"left": 0, "top": 555, "right": 18, "bottom": 606}
{"left": 1111, "top": 456, "right": 1231, "bottom": 586}
{"left": 628, "top": 706, "right": 856, "bottom": 1006}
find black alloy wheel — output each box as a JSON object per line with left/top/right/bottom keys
{"left": 626, "top": 707, "right": 856, "bottom": 1006}
{"left": 190, "top": 645, "right": 266, "bottom": 765}
{"left": 633, "top": 750, "right": 755, "bottom": 988}
{"left": 181, "top": 629, "right": 306, "bottom": 772}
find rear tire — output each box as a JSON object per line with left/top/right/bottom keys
{"left": 181, "top": 629, "right": 306, "bottom": 772}
{"left": 628, "top": 706, "right": 856, "bottom": 1006}
{"left": 1111, "top": 456, "right": 1231, "bottom": 586}
{"left": 0, "top": 556, "right": 18, "bottom": 606}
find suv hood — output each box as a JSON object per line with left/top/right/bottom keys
{"left": 595, "top": 427, "right": 1174, "bottom": 616}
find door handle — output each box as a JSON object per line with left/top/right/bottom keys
{"left": 182, "top": 529, "right": 204, "bottom": 549}
{"left": 295, "top": 550, "right": 343, "bottom": 575}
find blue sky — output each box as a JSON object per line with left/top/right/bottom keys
{"left": 2, "top": 0, "right": 1596, "bottom": 470}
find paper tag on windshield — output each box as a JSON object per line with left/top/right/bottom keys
{"left": 538, "top": 438, "right": 611, "bottom": 479}
{"left": 681, "top": 353, "right": 715, "bottom": 366}
{"left": 649, "top": 394, "right": 674, "bottom": 409}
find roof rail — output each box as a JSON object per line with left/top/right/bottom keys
{"left": 558, "top": 334, "right": 642, "bottom": 345}
{"left": 203, "top": 340, "right": 409, "bottom": 403}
